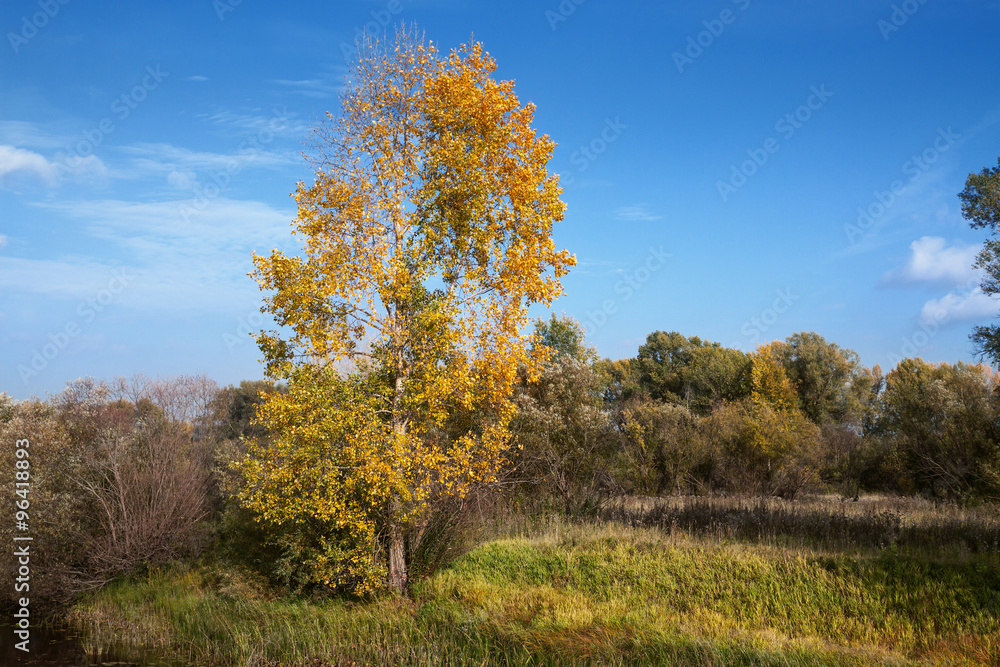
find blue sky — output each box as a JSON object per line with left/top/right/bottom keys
{"left": 2, "top": 0, "right": 999, "bottom": 399}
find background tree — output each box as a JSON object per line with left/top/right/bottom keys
{"left": 635, "top": 331, "right": 708, "bottom": 404}
{"left": 242, "top": 28, "right": 573, "bottom": 594}
{"left": 874, "top": 359, "right": 1000, "bottom": 501}
{"left": 511, "top": 317, "right": 612, "bottom": 514}
{"left": 0, "top": 377, "right": 214, "bottom": 608}
{"left": 533, "top": 313, "right": 597, "bottom": 363}
{"left": 960, "top": 157, "right": 1000, "bottom": 364}
{"left": 593, "top": 357, "right": 640, "bottom": 406}
{"left": 620, "top": 401, "right": 705, "bottom": 496}
{"left": 699, "top": 343, "right": 820, "bottom": 497}
{"left": 683, "top": 345, "right": 750, "bottom": 414}
{"left": 635, "top": 331, "right": 747, "bottom": 412}
{"left": 772, "top": 332, "right": 868, "bottom": 425}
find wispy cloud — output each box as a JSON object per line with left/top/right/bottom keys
{"left": 0, "top": 256, "right": 130, "bottom": 299}
{"left": 196, "top": 107, "right": 309, "bottom": 137}
{"left": 13, "top": 198, "right": 296, "bottom": 310}
{"left": 186, "top": 75, "right": 209, "bottom": 82}
{"left": 837, "top": 142, "right": 965, "bottom": 258}
{"left": 880, "top": 236, "right": 981, "bottom": 288}
{"left": 0, "top": 121, "right": 74, "bottom": 150}
{"left": 0, "top": 144, "right": 107, "bottom": 189}
{"left": 920, "top": 286, "right": 996, "bottom": 324}
{"left": 114, "top": 142, "right": 299, "bottom": 184}
{"left": 269, "top": 66, "right": 346, "bottom": 99}
{"left": 614, "top": 204, "right": 662, "bottom": 222}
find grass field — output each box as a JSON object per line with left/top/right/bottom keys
{"left": 70, "top": 496, "right": 1000, "bottom": 666}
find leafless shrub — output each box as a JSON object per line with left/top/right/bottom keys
{"left": 108, "top": 373, "right": 219, "bottom": 425}
{"left": 0, "top": 376, "right": 214, "bottom": 609}
{"left": 73, "top": 421, "right": 211, "bottom": 587}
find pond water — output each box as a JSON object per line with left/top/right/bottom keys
{"left": 0, "top": 624, "right": 186, "bottom": 666}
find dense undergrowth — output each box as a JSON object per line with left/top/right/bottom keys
{"left": 71, "top": 497, "right": 1000, "bottom": 667}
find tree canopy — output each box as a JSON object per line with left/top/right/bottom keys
{"left": 960, "top": 157, "right": 1000, "bottom": 365}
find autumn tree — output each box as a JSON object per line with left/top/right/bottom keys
{"left": 960, "top": 157, "right": 1000, "bottom": 364}
{"left": 772, "top": 332, "right": 869, "bottom": 425}
{"left": 702, "top": 343, "right": 820, "bottom": 496}
{"left": 874, "top": 359, "right": 1000, "bottom": 501}
{"left": 241, "top": 28, "right": 573, "bottom": 594}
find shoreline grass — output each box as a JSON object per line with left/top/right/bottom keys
{"left": 69, "top": 502, "right": 1000, "bottom": 666}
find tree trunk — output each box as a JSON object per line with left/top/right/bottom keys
{"left": 388, "top": 297, "right": 410, "bottom": 595}
{"left": 387, "top": 518, "right": 407, "bottom": 594}
{"left": 388, "top": 364, "right": 408, "bottom": 594}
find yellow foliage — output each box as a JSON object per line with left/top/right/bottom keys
{"left": 742, "top": 343, "right": 812, "bottom": 462}
{"left": 241, "top": 28, "right": 574, "bottom": 593}
{"left": 749, "top": 343, "right": 797, "bottom": 414}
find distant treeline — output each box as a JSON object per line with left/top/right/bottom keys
{"left": 513, "top": 316, "right": 1000, "bottom": 511}
{"left": 1, "top": 322, "right": 996, "bottom": 607}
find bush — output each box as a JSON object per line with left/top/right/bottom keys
{"left": 875, "top": 359, "right": 1000, "bottom": 502}
{"left": 701, "top": 399, "right": 821, "bottom": 497}
{"left": 619, "top": 401, "right": 707, "bottom": 495}
{"left": 0, "top": 377, "right": 214, "bottom": 610}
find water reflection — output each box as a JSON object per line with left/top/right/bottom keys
{"left": 0, "top": 624, "right": 185, "bottom": 666}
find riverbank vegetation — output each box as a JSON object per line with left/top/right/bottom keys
{"left": 71, "top": 506, "right": 1000, "bottom": 666}
{"left": 1, "top": 340, "right": 998, "bottom": 664}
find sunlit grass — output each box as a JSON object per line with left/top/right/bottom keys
{"left": 70, "top": 501, "right": 1000, "bottom": 666}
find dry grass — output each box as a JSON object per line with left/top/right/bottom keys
{"left": 70, "top": 496, "right": 1000, "bottom": 666}
{"left": 601, "top": 493, "right": 1000, "bottom": 556}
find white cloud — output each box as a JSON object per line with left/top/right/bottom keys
{"left": 880, "top": 236, "right": 981, "bottom": 288}
{"left": 41, "top": 197, "right": 293, "bottom": 255}
{"left": 167, "top": 170, "right": 197, "bottom": 190}
{"left": 20, "top": 197, "right": 297, "bottom": 311}
{"left": 270, "top": 76, "right": 343, "bottom": 98}
{"left": 614, "top": 205, "right": 662, "bottom": 222}
{"left": 186, "top": 75, "right": 209, "bottom": 82}
{"left": 0, "top": 144, "right": 107, "bottom": 189}
{"left": 116, "top": 142, "right": 298, "bottom": 182}
{"left": 920, "top": 285, "right": 997, "bottom": 324}
{"left": 0, "top": 145, "right": 60, "bottom": 185}
{"left": 0, "top": 256, "right": 129, "bottom": 299}
{"left": 0, "top": 235, "right": 7, "bottom": 249}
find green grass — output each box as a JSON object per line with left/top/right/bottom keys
{"left": 70, "top": 513, "right": 1000, "bottom": 666}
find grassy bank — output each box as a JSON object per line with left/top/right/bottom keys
{"left": 70, "top": 505, "right": 1000, "bottom": 667}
